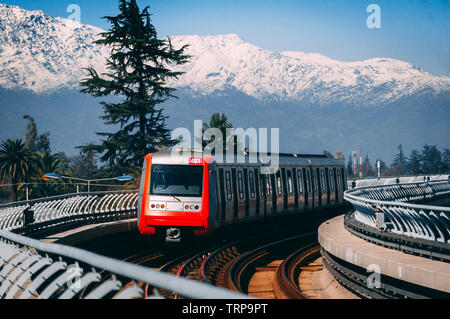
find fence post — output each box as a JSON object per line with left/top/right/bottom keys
{"left": 374, "top": 207, "right": 385, "bottom": 230}
{"left": 23, "top": 206, "right": 35, "bottom": 226}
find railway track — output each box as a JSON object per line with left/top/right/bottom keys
{"left": 226, "top": 233, "right": 318, "bottom": 298}
{"left": 73, "top": 214, "right": 338, "bottom": 299}
{"left": 147, "top": 233, "right": 322, "bottom": 299}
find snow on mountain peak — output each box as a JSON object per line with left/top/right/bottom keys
{"left": 0, "top": 4, "right": 448, "bottom": 106}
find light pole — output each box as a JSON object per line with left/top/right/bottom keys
{"left": 44, "top": 174, "right": 134, "bottom": 193}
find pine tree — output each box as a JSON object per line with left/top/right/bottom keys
{"left": 392, "top": 144, "right": 407, "bottom": 166}
{"left": 362, "top": 154, "right": 375, "bottom": 177}
{"left": 407, "top": 150, "right": 422, "bottom": 174}
{"left": 346, "top": 156, "right": 353, "bottom": 177}
{"left": 23, "top": 115, "right": 37, "bottom": 152}
{"left": 196, "top": 113, "right": 243, "bottom": 155}
{"left": 80, "top": 0, "right": 190, "bottom": 168}
{"left": 421, "top": 144, "right": 442, "bottom": 174}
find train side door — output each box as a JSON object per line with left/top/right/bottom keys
{"left": 274, "top": 169, "right": 283, "bottom": 212}
{"left": 247, "top": 168, "right": 257, "bottom": 218}
{"left": 324, "top": 168, "right": 331, "bottom": 207}
{"left": 292, "top": 168, "right": 299, "bottom": 210}
{"left": 264, "top": 174, "right": 273, "bottom": 216}
{"left": 224, "top": 168, "right": 234, "bottom": 223}
{"left": 254, "top": 168, "right": 263, "bottom": 218}
{"left": 236, "top": 168, "right": 246, "bottom": 219}
{"left": 296, "top": 168, "right": 305, "bottom": 210}
{"left": 330, "top": 167, "right": 337, "bottom": 205}
{"left": 318, "top": 168, "right": 326, "bottom": 207}
{"left": 336, "top": 168, "right": 344, "bottom": 204}
{"left": 311, "top": 168, "right": 319, "bottom": 209}
{"left": 304, "top": 168, "right": 311, "bottom": 210}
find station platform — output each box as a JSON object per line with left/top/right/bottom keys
{"left": 318, "top": 215, "right": 450, "bottom": 294}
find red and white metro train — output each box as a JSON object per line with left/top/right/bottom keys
{"left": 137, "top": 151, "right": 347, "bottom": 242}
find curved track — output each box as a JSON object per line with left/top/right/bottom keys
{"left": 72, "top": 213, "right": 340, "bottom": 299}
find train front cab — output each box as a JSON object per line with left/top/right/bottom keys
{"left": 137, "top": 153, "right": 213, "bottom": 242}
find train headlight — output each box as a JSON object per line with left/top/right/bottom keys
{"left": 150, "top": 202, "right": 167, "bottom": 210}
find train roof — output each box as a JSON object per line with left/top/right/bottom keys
{"left": 149, "top": 151, "right": 344, "bottom": 166}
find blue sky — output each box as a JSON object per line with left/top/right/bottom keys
{"left": 2, "top": 0, "right": 450, "bottom": 76}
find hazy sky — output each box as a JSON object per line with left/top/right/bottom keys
{"left": 2, "top": 0, "right": 450, "bottom": 76}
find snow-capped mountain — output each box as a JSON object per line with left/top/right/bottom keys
{"left": 0, "top": 3, "right": 449, "bottom": 106}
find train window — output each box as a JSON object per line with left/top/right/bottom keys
{"left": 287, "top": 170, "right": 294, "bottom": 194}
{"left": 249, "top": 170, "right": 256, "bottom": 198}
{"left": 320, "top": 170, "right": 326, "bottom": 192}
{"left": 225, "top": 171, "right": 232, "bottom": 200}
{"left": 297, "top": 170, "right": 303, "bottom": 193}
{"left": 265, "top": 175, "right": 272, "bottom": 196}
{"left": 237, "top": 171, "right": 244, "bottom": 199}
{"left": 329, "top": 170, "right": 335, "bottom": 191}
{"left": 337, "top": 170, "right": 342, "bottom": 191}
{"left": 150, "top": 164, "right": 203, "bottom": 197}
{"left": 276, "top": 171, "right": 282, "bottom": 196}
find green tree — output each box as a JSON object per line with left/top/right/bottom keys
{"left": 80, "top": 0, "right": 190, "bottom": 168}
{"left": 0, "top": 139, "right": 37, "bottom": 201}
{"left": 407, "top": 150, "right": 422, "bottom": 175}
{"left": 33, "top": 151, "right": 68, "bottom": 198}
{"left": 442, "top": 148, "right": 450, "bottom": 173}
{"left": 196, "top": 113, "right": 237, "bottom": 154}
{"left": 36, "top": 132, "right": 51, "bottom": 153}
{"left": 23, "top": 115, "right": 37, "bottom": 152}
{"left": 391, "top": 145, "right": 408, "bottom": 176}
{"left": 421, "top": 144, "right": 443, "bottom": 174}
{"left": 392, "top": 144, "right": 407, "bottom": 166}
{"left": 69, "top": 148, "right": 98, "bottom": 180}
{"left": 362, "top": 154, "right": 376, "bottom": 177}
{"left": 346, "top": 155, "right": 353, "bottom": 177}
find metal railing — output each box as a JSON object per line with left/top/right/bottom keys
{"left": 344, "top": 179, "right": 450, "bottom": 245}
{"left": 0, "top": 191, "right": 139, "bottom": 234}
{"left": 347, "top": 174, "right": 450, "bottom": 189}
{"left": 0, "top": 229, "right": 247, "bottom": 299}
{"left": 0, "top": 190, "right": 249, "bottom": 299}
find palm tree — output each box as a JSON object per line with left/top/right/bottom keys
{"left": 0, "top": 139, "right": 37, "bottom": 202}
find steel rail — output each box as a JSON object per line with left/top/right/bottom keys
{"left": 227, "top": 233, "right": 316, "bottom": 294}
{"left": 274, "top": 243, "right": 320, "bottom": 299}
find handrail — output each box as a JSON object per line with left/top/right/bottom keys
{"left": 0, "top": 191, "right": 139, "bottom": 234}
{"left": 0, "top": 229, "right": 248, "bottom": 299}
{"left": 347, "top": 174, "right": 450, "bottom": 189}
{"left": 0, "top": 190, "right": 138, "bottom": 209}
{"left": 0, "top": 189, "right": 252, "bottom": 299}
{"left": 344, "top": 178, "right": 450, "bottom": 247}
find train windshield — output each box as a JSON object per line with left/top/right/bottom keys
{"left": 150, "top": 164, "right": 203, "bottom": 197}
